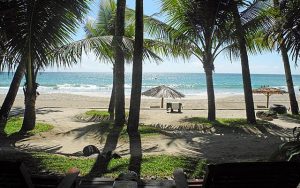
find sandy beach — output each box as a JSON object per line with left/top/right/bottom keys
{"left": 1, "top": 93, "right": 299, "bottom": 163}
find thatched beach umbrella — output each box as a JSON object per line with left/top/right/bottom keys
{"left": 253, "top": 86, "right": 287, "bottom": 108}
{"left": 142, "top": 85, "right": 185, "bottom": 108}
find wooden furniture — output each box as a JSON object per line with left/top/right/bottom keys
{"left": 166, "top": 102, "right": 182, "bottom": 113}
{"left": 0, "top": 161, "right": 34, "bottom": 188}
{"left": 0, "top": 160, "right": 79, "bottom": 188}
{"left": 174, "top": 162, "right": 300, "bottom": 188}
{"left": 79, "top": 177, "right": 176, "bottom": 187}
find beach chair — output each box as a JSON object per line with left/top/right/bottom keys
{"left": 0, "top": 160, "right": 80, "bottom": 188}
{"left": 166, "top": 102, "right": 183, "bottom": 113}
{"left": 173, "top": 162, "right": 300, "bottom": 188}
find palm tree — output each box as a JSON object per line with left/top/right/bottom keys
{"left": 160, "top": 0, "right": 265, "bottom": 123}
{"left": 113, "top": 0, "right": 126, "bottom": 137}
{"left": 127, "top": 0, "right": 143, "bottom": 176}
{"left": 84, "top": 0, "right": 163, "bottom": 120}
{"left": 160, "top": 0, "right": 236, "bottom": 121}
{"left": 88, "top": 0, "right": 127, "bottom": 176}
{"left": 270, "top": 0, "right": 299, "bottom": 115}
{"left": 229, "top": 0, "right": 257, "bottom": 124}
{"left": 1, "top": 0, "right": 90, "bottom": 132}
{"left": 54, "top": 0, "right": 164, "bottom": 120}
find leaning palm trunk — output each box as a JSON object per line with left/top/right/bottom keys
{"left": 280, "top": 45, "right": 299, "bottom": 114}
{"left": 232, "top": 1, "right": 256, "bottom": 124}
{"left": 273, "top": 0, "right": 299, "bottom": 115}
{"left": 108, "top": 66, "right": 116, "bottom": 120}
{"left": 204, "top": 64, "right": 216, "bottom": 121}
{"left": 0, "top": 62, "right": 25, "bottom": 134}
{"left": 128, "top": 0, "right": 143, "bottom": 176}
{"left": 114, "top": 0, "right": 126, "bottom": 128}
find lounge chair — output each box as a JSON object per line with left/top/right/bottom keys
{"left": 174, "top": 162, "right": 300, "bottom": 188}
{"left": 0, "top": 160, "right": 79, "bottom": 188}
{"left": 167, "top": 102, "right": 183, "bottom": 113}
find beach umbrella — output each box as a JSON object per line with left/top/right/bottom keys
{"left": 142, "top": 85, "right": 185, "bottom": 108}
{"left": 253, "top": 86, "right": 287, "bottom": 108}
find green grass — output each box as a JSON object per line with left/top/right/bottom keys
{"left": 84, "top": 110, "right": 129, "bottom": 117}
{"left": 27, "top": 153, "right": 206, "bottom": 178}
{"left": 94, "top": 121, "right": 161, "bottom": 136}
{"left": 80, "top": 110, "right": 129, "bottom": 122}
{"left": 4, "top": 117, "right": 54, "bottom": 136}
{"left": 85, "top": 110, "right": 110, "bottom": 117}
{"left": 121, "top": 125, "right": 161, "bottom": 136}
{"left": 181, "top": 117, "right": 272, "bottom": 128}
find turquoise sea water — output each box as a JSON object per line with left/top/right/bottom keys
{"left": 0, "top": 72, "right": 300, "bottom": 96}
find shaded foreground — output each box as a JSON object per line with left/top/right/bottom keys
{"left": 0, "top": 94, "right": 299, "bottom": 180}
{"left": 0, "top": 113, "right": 297, "bottom": 179}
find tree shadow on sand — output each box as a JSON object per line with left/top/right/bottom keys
{"left": 58, "top": 121, "right": 112, "bottom": 143}
{"left": 277, "top": 114, "right": 300, "bottom": 124}
{"left": 56, "top": 121, "right": 125, "bottom": 176}
{"left": 9, "top": 107, "right": 63, "bottom": 117}
{"left": 87, "top": 125, "right": 124, "bottom": 177}
{"left": 149, "top": 117, "right": 294, "bottom": 163}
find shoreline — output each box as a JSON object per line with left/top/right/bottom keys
{"left": 0, "top": 90, "right": 245, "bottom": 99}
{"left": 1, "top": 92, "right": 298, "bottom": 110}
{"left": 0, "top": 89, "right": 246, "bottom": 98}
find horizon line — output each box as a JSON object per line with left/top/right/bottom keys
{"left": 1, "top": 71, "right": 300, "bottom": 76}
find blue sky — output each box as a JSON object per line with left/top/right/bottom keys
{"left": 47, "top": 0, "right": 300, "bottom": 75}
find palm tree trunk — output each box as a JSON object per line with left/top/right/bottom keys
{"left": 21, "top": 84, "right": 37, "bottom": 132}
{"left": 89, "top": 0, "right": 127, "bottom": 175}
{"left": 127, "top": 0, "right": 143, "bottom": 176}
{"left": 204, "top": 65, "right": 216, "bottom": 121}
{"left": 21, "top": 52, "right": 36, "bottom": 132}
{"left": 280, "top": 45, "right": 299, "bottom": 114}
{"left": 232, "top": 2, "right": 256, "bottom": 124}
{"left": 108, "top": 66, "right": 116, "bottom": 120}
{"left": 114, "top": 0, "right": 126, "bottom": 128}
{"left": 0, "top": 62, "right": 25, "bottom": 134}
{"left": 280, "top": 42, "right": 299, "bottom": 115}
{"left": 273, "top": 0, "right": 299, "bottom": 115}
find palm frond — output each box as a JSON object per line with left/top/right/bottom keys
{"left": 279, "top": 0, "right": 300, "bottom": 63}
{"left": 50, "top": 36, "right": 115, "bottom": 67}
{"left": 1, "top": 0, "right": 91, "bottom": 72}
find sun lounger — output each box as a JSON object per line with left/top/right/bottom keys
{"left": 174, "top": 162, "right": 300, "bottom": 188}
{"left": 166, "top": 102, "right": 182, "bottom": 113}
{"left": 0, "top": 160, "right": 80, "bottom": 188}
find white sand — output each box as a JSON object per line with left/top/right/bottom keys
{"left": 1, "top": 93, "right": 299, "bottom": 162}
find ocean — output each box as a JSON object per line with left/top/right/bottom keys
{"left": 0, "top": 72, "right": 300, "bottom": 96}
